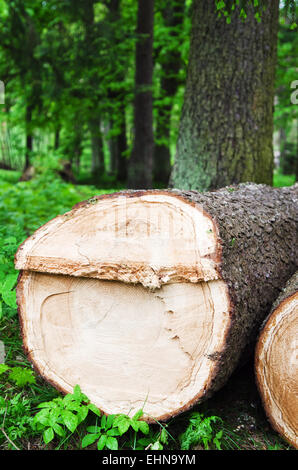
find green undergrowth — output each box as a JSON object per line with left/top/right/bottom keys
{"left": 0, "top": 170, "right": 294, "bottom": 450}
{"left": 273, "top": 170, "right": 295, "bottom": 187}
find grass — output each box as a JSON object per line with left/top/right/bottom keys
{"left": 0, "top": 168, "right": 296, "bottom": 451}
{"left": 273, "top": 170, "right": 295, "bottom": 187}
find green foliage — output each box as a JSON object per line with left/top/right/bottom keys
{"left": 0, "top": 236, "right": 19, "bottom": 318}
{"left": 81, "top": 408, "right": 170, "bottom": 451}
{"left": 179, "top": 412, "right": 223, "bottom": 450}
{"left": 82, "top": 411, "right": 142, "bottom": 450}
{"left": 33, "top": 385, "right": 164, "bottom": 450}
{"left": 0, "top": 365, "right": 36, "bottom": 387}
{"left": 32, "top": 385, "right": 100, "bottom": 445}
{"left": 273, "top": 169, "right": 296, "bottom": 187}
{"left": 0, "top": 392, "right": 34, "bottom": 448}
{"left": 215, "top": 0, "right": 297, "bottom": 26}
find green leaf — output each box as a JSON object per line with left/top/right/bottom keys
{"left": 138, "top": 421, "right": 149, "bottom": 435}
{"left": 61, "top": 410, "right": 78, "bottom": 433}
{"left": 48, "top": 408, "right": 60, "bottom": 427}
{"left": 160, "top": 427, "right": 168, "bottom": 444}
{"left": 216, "top": 1, "right": 226, "bottom": 10}
{"left": 82, "top": 433, "right": 100, "bottom": 448}
{"left": 132, "top": 409, "right": 143, "bottom": 421}
{"left": 130, "top": 420, "right": 140, "bottom": 432}
{"left": 77, "top": 405, "right": 89, "bottom": 424}
{"left": 37, "top": 401, "right": 57, "bottom": 409}
{"left": 106, "top": 436, "right": 118, "bottom": 450}
{"left": 53, "top": 422, "right": 65, "bottom": 437}
{"left": 87, "top": 425, "right": 100, "bottom": 433}
{"left": 115, "top": 415, "right": 131, "bottom": 435}
{"left": 97, "top": 434, "right": 107, "bottom": 450}
{"left": 0, "top": 272, "right": 18, "bottom": 293}
{"left": 0, "top": 300, "right": 2, "bottom": 319}
{"left": 0, "top": 364, "right": 10, "bottom": 375}
{"left": 43, "top": 427, "right": 54, "bottom": 444}
{"left": 72, "top": 384, "right": 88, "bottom": 402}
{"left": 88, "top": 403, "right": 101, "bottom": 417}
{"left": 106, "top": 414, "right": 116, "bottom": 429}
{"left": 101, "top": 414, "right": 107, "bottom": 429}
{"left": 107, "top": 428, "right": 121, "bottom": 437}
{"left": 3, "top": 236, "right": 17, "bottom": 245}
{"left": 34, "top": 408, "right": 50, "bottom": 426}
{"left": 8, "top": 367, "right": 36, "bottom": 387}
{"left": 2, "top": 290, "right": 17, "bottom": 308}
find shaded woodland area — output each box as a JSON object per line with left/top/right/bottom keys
{"left": 0, "top": 0, "right": 297, "bottom": 189}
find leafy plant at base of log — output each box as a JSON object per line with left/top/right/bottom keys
{"left": 179, "top": 412, "right": 223, "bottom": 450}
{"left": 0, "top": 364, "right": 36, "bottom": 387}
{"left": 0, "top": 392, "right": 34, "bottom": 449}
{"left": 81, "top": 409, "right": 151, "bottom": 451}
{"left": 32, "top": 385, "right": 101, "bottom": 445}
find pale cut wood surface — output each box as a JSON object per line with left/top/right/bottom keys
{"left": 15, "top": 194, "right": 220, "bottom": 288}
{"left": 18, "top": 271, "right": 230, "bottom": 420}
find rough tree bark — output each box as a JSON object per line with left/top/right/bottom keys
{"left": 255, "top": 271, "right": 298, "bottom": 449}
{"left": 127, "top": 0, "right": 154, "bottom": 189}
{"left": 15, "top": 183, "right": 297, "bottom": 422}
{"left": 170, "top": 0, "right": 280, "bottom": 191}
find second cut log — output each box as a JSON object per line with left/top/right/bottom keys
{"left": 255, "top": 271, "right": 298, "bottom": 449}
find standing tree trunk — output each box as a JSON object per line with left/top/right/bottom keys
{"left": 255, "top": 271, "right": 298, "bottom": 449}
{"left": 89, "top": 118, "right": 104, "bottom": 178}
{"left": 170, "top": 1, "right": 280, "bottom": 191}
{"left": 107, "top": 0, "right": 128, "bottom": 182}
{"left": 153, "top": 1, "right": 184, "bottom": 186}
{"left": 15, "top": 183, "right": 297, "bottom": 422}
{"left": 25, "top": 104, "right": 33, "bottom": 170}
{"left": 108, "top": 99, "right": 128, "bottom": 182}
{"left": 54, "top": 127, "right": 60, "bottom": 151}
{"left": 127, "top": 0, "right": 154, "bottom": 189}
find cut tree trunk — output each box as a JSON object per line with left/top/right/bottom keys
{"left": 255, "top": 271, "right": 298, "bottom": 449}
{"left": 15, "top": 184, "right": 297, "bottom": 422}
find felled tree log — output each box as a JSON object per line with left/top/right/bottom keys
{"left": 255, "top": 271, "right": 298, "bottom": 449}
{"left": 15, "top": 184, "right": 297, "bottom": 422}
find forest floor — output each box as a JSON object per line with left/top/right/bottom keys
{"left": 0, "top": 168, "right": 296, "bottom": 451}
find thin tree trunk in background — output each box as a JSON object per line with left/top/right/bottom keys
{"left": 170, "top": 0, "right": 280, "bottom": 191}
{"left": 70, "top": 121, "right": 83, "bottom": 173}
{"left": 82, "top": 0, "right": 106, "bottom": 181}
{"left": 117, "top": 102, "right": 128, "bottom": 181}
{"left": 107, "top": 0, "right": 128, "bottom": 182}
{"left": 108, "top": 99, "right": 128, "bottom": 181}
{"left": 154, "top": 1, "right": 184, "bottom": 186}
{"left": 54, "top": 128, "right": 60, "bottom": 150}
{"left": 127, "top": 0, "right": 154, "bottom": 189}
{"left": 25, "top": 104, "right": 33, "bottom": 170}
{"left": 89, "top": 118, "right": 104, "bottom": 177}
